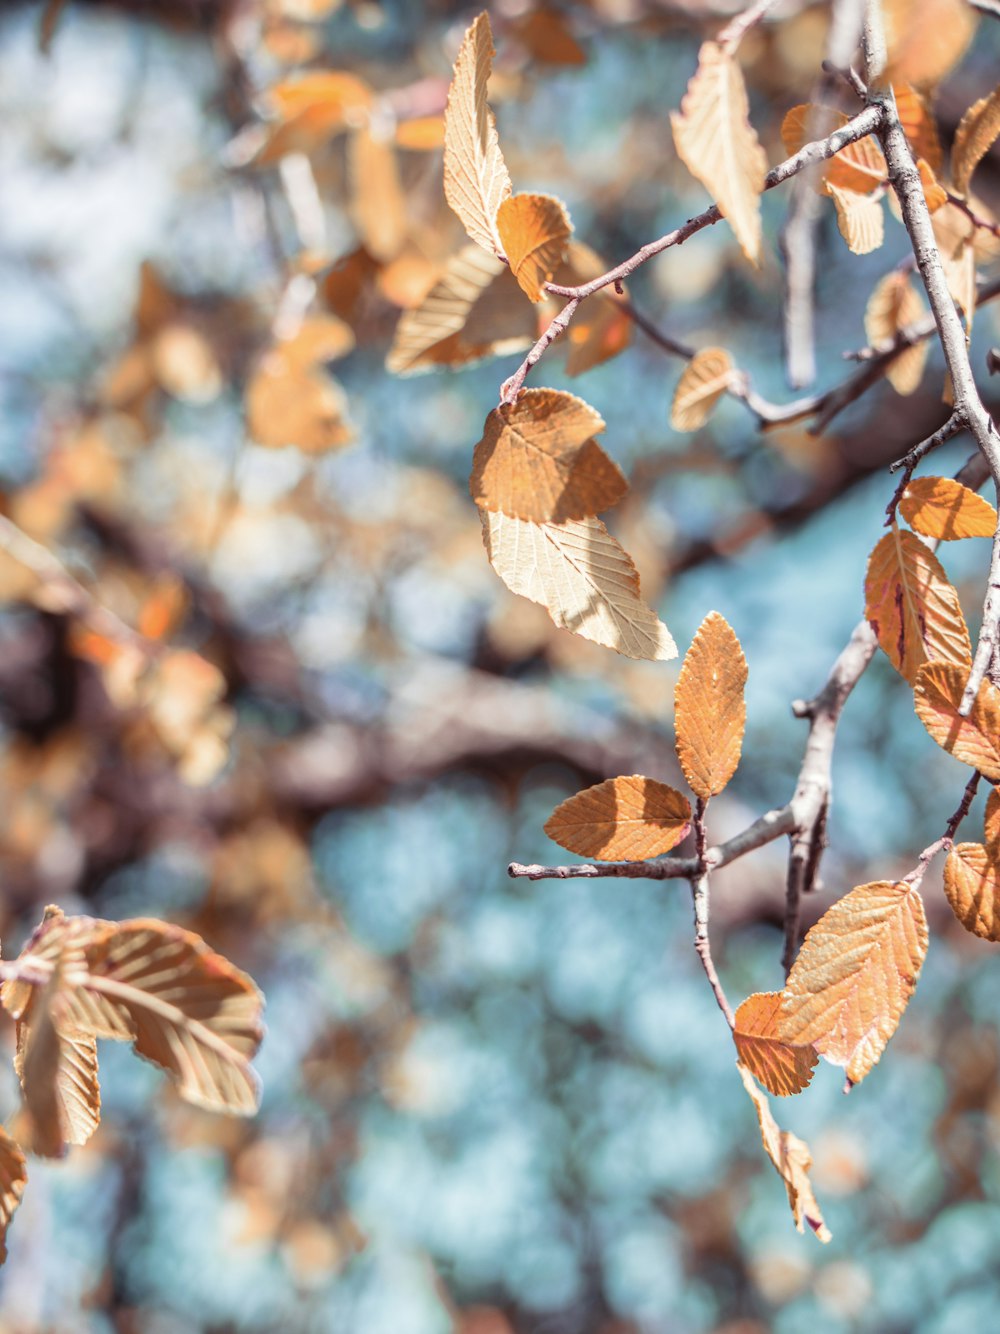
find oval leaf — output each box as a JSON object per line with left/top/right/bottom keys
{"left": 899, "top": 476, "right": 997, "bottom": 540}
{"left": 471, "top": 389, "right": 626, "bottom": 524}
{"left": 443, "top": 12, "right": 513, "bottom": 255}
{"left": 495, "top": 193, "right": 573, "bottom": 302}
{"left": 674, "top": 611, "right": 747, "bottom": 800}
{"left": 671, "top": 349, "right": 734, "bottom": 432}
{"left": 913, "top": 663, "right": 1000, "bottom": 781}
{"left": 544, "top": 775, "right": 691, "bottom": 860}
{"left": 779, "top": 880, "right": 928, "bottom": 1087}
{"left": 733, "top": 992, "right": 818, "bottom": 1097}
{"left": 944, "top": 843, "right": 1000, "bottom": 940}
{"left": 864, "top": 528, "right": 971, "bottom": 684}
{"left": 780, "top": 105, "right": 885, "bottom": 194}
{"left": 952, "top": 86, "right": 1000, "bottom": 198}
{"left": 481, "top": 509, "right": 677, "bottom": 660}
{"left": 670, "top": 42, "right": 768, "bottom": 264}
{"left": 863, "top": 272, "right": 928, "bottom": 395}
{"left": 826, "top": 182, "right": 884, "bottom": 255}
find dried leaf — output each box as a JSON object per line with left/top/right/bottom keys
{"left": 670, "top": 42, "right": 768, "bottom": 264}
{"left": 737, "top": 1063, "right": 831, "bottom": 1242}
{"left": 895, "top": 84, "right": 943, "bottom": 171}
{"left": 916, "top": 158, "right": 948, "bottom": 213}
{"left": 471, "top": 389, "right": 626, "bottom": 524}
{"left": 512, "top": 7, "right": 586, "bottom": 66}
{"left": 257, "top": 72, "right": 372, "bottom": 164}
{"left": 543, "top": 775, "right": 691, "bottom": 859}
{"left": 279, "top": 314, "right": 356, "bottom": 368}
{"left": 943, "top": 843, "right": 1000, "bottom": 940}
{"left": 495, "top": 193, "right": 572, "bottom": 302}
{"left": 986, "top": 787, "right": 1000, "bottom": 856}
{"left": 885, "top": 0, "right": 977, "bottom": 88}
{"left": 554, "top": 242, "right": 631, "bottom": 377}
{"left": 246, "top": 349, "right": 353, "bottom": 452}
{"left": 779, "top": 880, "right": 928, "bottom": 1086}
{"left": 0, "top": 1130, "right": 26, "bottom": 1265}
{"left": 386, "top": 245, "right": 534, "bottom": 375}
{"left": 733, "top": 993, "right": 818, "bottom": 1097}
{"left": 443, "top": 12, "right": 513, "bottom": 256}
{"left": 913, "top": 662, "right": 1000, "bottom": 781}
{"left": 952, "top": 86, "right": 1000, "bottom": 197}
{"left": 670, "top": 349, "right": 735, "bottom": 431}
{"left": 899, "top": 476, "right": 997, "bottom": 540}
{"left": 864, "top": 528, "right": 971, "bottom": 683}
{"left": 481, "top": 510, "right": 677, "bottom": 660}
{"left": 826, "top": 182, "right": 885, "bottom": 255}
{"left": 348, "top": 125, "right": 408, "bottom": 262}
{"left": 781, "top": 105, "right": 886, "bottom": 194}
{"left": 674, "top": 611, "right": 747, "bottom": 800}
{"left": 863, "top": 272, "right": 928, "bottom": 395}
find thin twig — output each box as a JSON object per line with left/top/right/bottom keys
{"left": 945, "top": 191, "right": 1000, "bottom": 241}
{"left": 691, "top": 797, "right": 736, "bottom": 1028}
{"left": 717, "top": 0, "right": 781, "bottom": 52}
{"left": 902, "top": 772, "right": 981, "bottom": 889}
{"left": 884, "top": 411, "right": 964, "bottom": 522}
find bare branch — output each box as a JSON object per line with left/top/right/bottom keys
{"left": 717, "top": 0, "right": 782, "bottom": 53}
{"left": 903, "top": 771, "right": 981, "bottom": 889}
{"left": 691, "top": 798, "right": 736, "bottom": 1028}
{"left": 884, "top": 412, "right": 965, "bottom": 522}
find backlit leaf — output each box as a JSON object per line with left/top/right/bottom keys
{"left": 670, "top": 349, "right": 735, "bottom": 432}
{"left": 826, "top": 182, "right": 884, "bottom": 255}
{"left": 864, "top": 528, "right": 971, "bottom": 683}
{"left": 737, "top": 1063, "right": 831, "bottom": 1242}
{"left": 863, "top": 272, "right": 928, "bottom": 395}
{"left": 733, "top": 993, "right": 818, "bottom": 1097}
{"left": 894, "top": 84, "right": 943, "bottom": 171}
{"left": 395, "top": 115, "right": 445, "bottom": 151}
{"left": 348, "top": 125, "right": 408, "bottom": 262}
{"left": 443, "top": 12, "right": 513, "bottom": 256}
{"left": 257, "top": 72, "right": 372, "bottom": 164}
{"left": 943, "top": 843, "right": 1000, "bottom": 940}
{"left": 913, "top": 662, "right": 1000, "bottom": 781}
{"left": 278, "top": 315, "right": 356, "bottom": 368}
{"left": 481, "top": 510, "right": 677, "bottom": 660}
{"left": 884, "top": 0, "right": 977, "bottom": 88}
{"left": 916, "top": 158, "right": 948, "bottom": 213}
{"left": 674, "top": 611, "right": 747, "bottom": 800}
{"left": 0, "top": 1130, "right": 26, "bottom": 1265}
{"left": 555, "top": 242, "right": 631, "bottom": 377}
{"left": 495, "top": 193, "right": 572, "bottom": 302}
{"left": 246, "top": 350, "right": 353, "bottom": 453}
{"left": 471, "top": 389, "right": 626, "bottom": 524}
{"left": 780, "top": 105, "right": 885, "bottom": 194}
{"left": 543, "top": 775, "right": 691, "bottom": 860}
{"left": 670, "top": 42, "right": 768, "bottom": 264}
{"left": 899, "top": 476, "right": 997, "bottom": 540}
{"left": 952, "top": 86, "right": 1000, "bottom": 197}
{"left": 779, "top": 881, "right": 928, "bottom": 1086}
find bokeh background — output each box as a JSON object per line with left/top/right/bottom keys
{"left": 2, "top": 0, "right": 1000, "bottom": 1330}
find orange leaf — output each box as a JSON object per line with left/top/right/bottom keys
{"left": 671, "top": 349, "right": 735, "bottom": 431}
{"left": 884, "top": 0, "right": 976, "bottom": 88}
{"left": 395, "top": 115, "right": 445, "bottom": 151}
{"left": 894, "top": 84, "right": 943, "bottom": 171}
{"left": 781, "top": 105, "right": 885, "bottom": 194}
{"left": 554, "top": 241, "right": 631, "bottom": 376}
{"left": 348, "top": 125, "right": 408, "bottom": 263}
{"left": 952, "top": 85, "right": 1000, "bottom": 197}
{"left": 916, "top": 158, "right": 947, "bottom": 212}
{"left": 674, "top": 611, "right": 747, "bottom": 800}
{"left": 943, "top": 843, "right": 1000, "bottom": 940}
{"left": 913, "top": 663, "right": 1000, "bottom": 781}
{"left": 246, "top": 350, "right": 353, "bottom": 453}
{"left": 471, "top": 389, "right": 626, "bottom": 524}
{"left": 863, "top": 272, "right": 928, "bottom": 395}
{"left": 986, "top": 787, "right": 1000, "bottom": 855}
{"left": 278, "top": 314, "right": 356, "bottom": 369}
{"left": 779, "top": 881, "right": 928, "bottom": 1086}
{"left": 899, "top": 476, "right": 997, "bottom": 540}
{"left": 733, "top": 993, "right": 818, "bottom": 1097}
{"left": 864, "top": 528, "right": 971, "bottom": 683}
{"left": 257, "top": 72, "right": 372, "bottom": 164}
{"left": 543, "top": 775, "right": 691, "bottom": 860}
{"left": 737, "top": 1063, "right": 831, "bottom": 1242}
{"left": 495, "top": 193, "right": 573, "bottom": 302}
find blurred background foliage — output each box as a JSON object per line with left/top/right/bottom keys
{"left": 2, "top": 0, "right": 1000, "bottom": 1329}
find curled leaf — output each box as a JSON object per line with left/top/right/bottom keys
{"left": 495, "top": 193, "right": 573, "bottom": 302}
{"left": 952, "top": 86, "right": 1000, "bottom": 197}
{"left": 863, "top": 272, "right": 928, "bottom": 395}
{"left": 544, "top": 775, "right": 691, "bottom": 860}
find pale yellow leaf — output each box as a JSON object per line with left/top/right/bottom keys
{"left": 348, "top": 125, "right": 407, "bottom": 262}
{"left": 543, "top": 775, "right": 691, "bottom": 859}
{"left": 913, "top": 662, "right": 1000, "bottom": 781}
{"left": 952, "top": 86, "right": 1000, "bottom": 197}
{"left": 443, "top": 11, "right": 513, "bottom": 255}
{"left": 826, "top": 182, "right": 885, "bottom": 255}
{"left": 471, "top": 388, "right": 626, "bottom": 523}
{"left": 899, "top": 476, "right": 997, "bottom": 540}
{"left": 864, "top": 272, "right": 928, "bottom": 395}
{"left": 734, "top": 993, "right": 818, "bottom": 1097}
{"left": 779, "top": 880, "right": 928, "bottom": 1086}
{"left": 0, "top": 1130, "right": 26, "bottom": 1265}
{"left": 864, "top": 528, "right": 971, "bottom": 683}
{"left": 781, "top": 105, "right": 886, "bottom": 194}
{"left": 670, "top": 42, "right": 768, "bottom": 264}
{"left": 943, "top": 843, "right": 1000, "bottom": 940}
{"left": 674, "top": 611, "right": 747, "bottom": 800}
{"left": 737, "top": 1063, "right": 831, "bottom": 1242}
{"left": 670, "top": 349, "right": 735, "bottom": 431}
{"left": 495, "top": 193, "right": 572, "bottom": 302}
{"left": 481, "top": 510, "right": 677, "bottom": 660}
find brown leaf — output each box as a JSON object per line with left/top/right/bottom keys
{"left": 733, "top": 993, "right": 818, "bottom": 1097}
{"left": 913, "top": 662, "right": 1000, "bottom": 781}
{"left": 471, "top": 389, "right": 626, "bottom": 524}
{"left": 246, "top": 349, "right": 353, "bottom": 453}
{"left": 864, "top": 528, "right": 971, "bottom": 683}
{"left": 943, "top": 843, "right": 1000, "bottom": 940}
{"left": 348, "top": 125, "right": 408, "bottom": 263}
{"left": 443, "top": 12, "right": 513, "bottom": 256}
{"left": 512, "top": 7, "right": 586, "bottom": 66}
{"left": 737, "top": 1063, "right": 831, "bottom": 1242}
{"left": 670, "top": 349, "right": 735, "bottom": 432}
{"left": 863, "top": 272, "right": 928, "bottom": 395}
{"left": 495, "top": 193, "right": 573, "bottom": 302}
{"left": 0, "top": 1129, "right": 26, "bottom": 1265}
{"left": 894, "top": 84, "right": 943, "bottom": 172}
{"left": 899, "top": 476, "right": 997, "bottom": 540}
{"left": 780, "top": 105, "right": 885, "bottom": 194}
{"left": 986, "top": 787, "right": 1000, "bottom": 856}
{"left": 952, "top": 86, "right": 1000, "bottom": 197}
{"left": 554, "top": 242, "right": 631, "bottom": 376}
{"left": 670, "top": 43, "right": 768, "bottom": 264}
{"left": 779, "top": 881, "right": 928, "bottom": 1086}
{"left": 826, "top": 182, "right": 885, "bottom": 255}
{"left": 543, "top": 775, "right": 691, "bottom": 859}
{"left": 278, "top": 315, "right": 356, "bottom": 369}
{"left": 674, "top": 611, "right": 748, "bottom": 800}
{"left": 481, "top": 510, "right": 677, "bottom": 660}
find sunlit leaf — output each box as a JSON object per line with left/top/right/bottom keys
{"left": 674, "top": 611, "right": 747, "bottom": 800}
{"left": 894, "top": 84, "right": 943, "bottom": 171}
{"left": 279, "top": 314, "right": 356, "bottom": 368}
{"left": 826, "top": 182, "right": 884, "bottom": 255}
{"left": 916, "top": 158, "right": 948, "bottom": 212}
{"left": 246, "top": 349, "right": 353, "bottom": 453}
{"left": 670, "top": 349, "right": 735, "bottom": 432}
{"left": 885, "top": 0, "right": 977, "bottom": 88}
{"left": 913, "top": 662, "right": 1000, "bottom": 781}
{"left": 670, "top": 42, "right": 768, "bottom": 264}
{"left": 495, "top": 193, "right": 573, "bottom": 302}
{"left": 0, "top": 1130, "right": 26, "bottom": 1265}
{"left": 257, "top": 72, "right": 373, "bottom": 164}
{"left": 348, "top": 124, "right": 408, "bottom": 262}
{"left": 555, "top": 242, "right": 631, "bottom": 377}
{"left": 443, "top": 11, "right": 513, "bottom": 255}
{"left": 780, "top": 105, "right": 885, "bottom": 194}
{"left": 899, "top": 476, "right": 997, "bottom": 540}
{"left": 481, "top": 510, "right": 677, "bottom": 660}
{"left": 943, "top": 843, "right": 1000, "bottom": 940}
{"left": 395, "top": 115, "right": 445, "bottom": 151}
{"left": 986, "top": 787, "right": 1000, "bottom": 856}
{"left": 863, "top": 272, "right": 928, "bottom": 395}
{"left": 779, "top": 880, "right": 928, "bottom": 1086}
{"left": 733, "top": 993, "right": 818, "bottom": 1097}
{"left": 952, "top": 85, "right": 1000, "bottom": 197}
{"left": 544, "top": 775, "right": 691, "bottom": 859}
